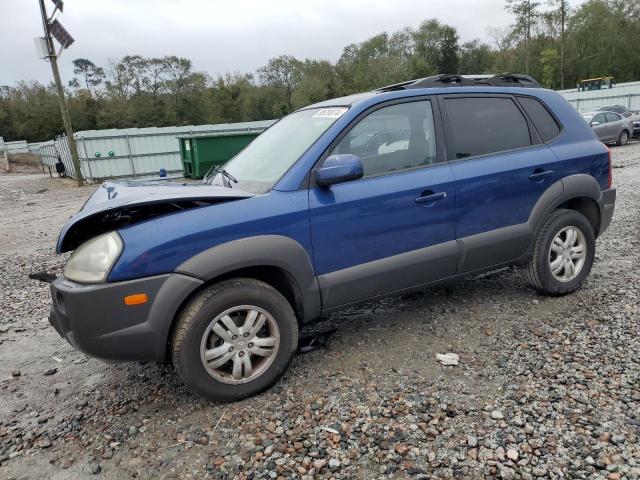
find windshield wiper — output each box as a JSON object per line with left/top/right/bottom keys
{"left": 220, "top": 168, "right": 238, "bottom": 187}
{"left": 205, "top": 165, "right": 238, "bottom": 188}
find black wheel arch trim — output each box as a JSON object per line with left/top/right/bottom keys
{"left": 175, "top": 235, "right": 321, "bottom": 323}
{"left": 527, "top": 174, "right": 609, "bottom": 253}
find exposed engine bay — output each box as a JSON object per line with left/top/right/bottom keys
{"left": 59, "top": 198, "right": 233, "bottom": 252}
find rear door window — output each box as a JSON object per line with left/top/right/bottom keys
{"left": 443, "top": 96, "right": 532, "bottom": 159}
{"left": 605, "top": 112, "right": 621, "bottom": 123}
{"left": 517, "top": 96, "right": 561, "bottom": 142}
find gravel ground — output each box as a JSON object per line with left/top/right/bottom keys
{"left": 0, "top": 145, "right": 638, "bottom": 480}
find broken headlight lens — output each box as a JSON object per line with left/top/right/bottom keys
{"left": 64, "top": 231, "right": 123, "bottom": 283}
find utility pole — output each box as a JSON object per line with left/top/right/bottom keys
{"left": 559, "top": 0, "right": 567, "bottom": 90}
{"left": 38, "top": 0, "right": 83, "bottom": 186}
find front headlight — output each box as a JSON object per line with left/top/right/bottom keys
{"left": 64, "top": 231, "right": 123, "bottom": 283}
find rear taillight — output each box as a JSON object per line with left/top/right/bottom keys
{"left": 602, "top": 142, "right": 612, "bottom": 188}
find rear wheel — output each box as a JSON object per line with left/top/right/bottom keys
{"left": 524, "top": 209, "right": 595, "bottom": 296}
{"left": 171, "top": 279, "right": 298, "bottom": 402}
{"left": 616, "top": 130, "right": 629, "bottom": 146}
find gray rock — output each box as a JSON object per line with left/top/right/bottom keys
{"left": 610, "top": 434, "right": 625, "bottom": 445}
{"left": 532, "top": 466, "right": 548, "bottom": 477}
{"left": 101, "top": 449, "right": 113, "bottom": 460}
{"left": 512, "top": 417, "right": 525, "bottom": 427}
{"left": 500, "top": 466, "right": 516, "bottom": 480}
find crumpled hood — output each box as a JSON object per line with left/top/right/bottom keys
{"left": 57, "top": 180, "right": 254, "bottom": 253}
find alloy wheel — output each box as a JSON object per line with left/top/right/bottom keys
{"left": 200, "top": 305, "right": 280, "bottom": 385}
{"left": 548, "top": 226, "right": 587, "bottom": 282}
{"left": 620, "top": 131, "right": 629, "bottom": 145}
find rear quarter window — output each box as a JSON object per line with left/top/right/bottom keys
{"left": 443, "top": 96, "right": 532, "bottom": 159}
{"left": 517, "top": 96, "right": 561, "bottom": 142}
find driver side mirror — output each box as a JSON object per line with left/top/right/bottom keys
{"left": 315, "top": 154, "right": 364, "bottom": 187}
{"left": 590, "top": 121, "right": 600, "bottom": 126}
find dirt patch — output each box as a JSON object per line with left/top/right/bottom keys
{"left": 6, "top": 154, "right": 43, "bottom": 174}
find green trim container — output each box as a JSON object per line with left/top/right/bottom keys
{"left": 178, "top": 131, "right": 263, "bottom": 179}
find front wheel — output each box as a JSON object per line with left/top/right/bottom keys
{"left": 524, "top": 209, "right": 595, "bottom": 296}
{"left": 171, "top": 279, "right": 298, "bottom": 402}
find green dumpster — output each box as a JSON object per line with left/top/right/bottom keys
{"left": 178, "top": 131, "right": 264, "bottom": 179}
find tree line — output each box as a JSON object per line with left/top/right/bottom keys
{"left": 1, "top": 0, "right": 639, "bottom": 143}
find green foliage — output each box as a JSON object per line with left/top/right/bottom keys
{"left": 336, "top": 33, "right": 410, "bottom": 93}
{"left": 257, "top": 55, "right": 303, "bottom": 112}
{"left": 1, "top": 1, "right": 639, "bottom": 142}
{"left": 540, "top": 48, "right": 560, "bottom": 87}
{"left": 411, "top": 19, "right": 460, "bottom": 76}
{"left": 458, "top": 40, "right": 494, "bottom": 75}
{"left": 68, "top": 58, "right": 105, "bottom": 95}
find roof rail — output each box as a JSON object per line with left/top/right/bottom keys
{"left": 374, "top": 73, "right": 543, "bottom": 92}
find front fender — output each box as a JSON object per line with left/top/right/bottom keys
{"left": 175, "top": 235, "right": 321, "bottom": 322}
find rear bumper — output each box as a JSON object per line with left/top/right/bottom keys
{"left": 598, "top": 188, "right": 616, "bottom": 236}
{"left": 49, "top": 273, "right": 202, "bottom": 361}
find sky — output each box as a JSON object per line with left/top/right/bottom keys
{"left": 1, "top": 0, "right": 522, "bottom": 86}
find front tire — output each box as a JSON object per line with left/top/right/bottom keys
{"left": 171, "top": 279, "right": 298, "bottom": 402}
{"left": 524, "top": 209, "right": 595, "bottom": 296}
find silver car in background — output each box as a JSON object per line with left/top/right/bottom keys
{"left": 582, "top": 110, "right": 633, "bottom": 146}
{"left": 629, "top": 113, "right": 640, "bottom": 138}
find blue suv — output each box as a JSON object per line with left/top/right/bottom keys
{"left": 49, "top": 74, "right": 616, "bottom": 401}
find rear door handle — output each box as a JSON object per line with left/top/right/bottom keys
{"left": 529, "top": 170, "right": 554, "bottom": 181}
{"left": 415, "top": 191, "right": 447, "bottom": 204}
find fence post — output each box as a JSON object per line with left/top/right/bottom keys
{"left": 576, "top": 97, "right": 580, "bottom": 110}
{"left": 125, "top": 134, "right": 136, "bottom": 178}
{"left": 81, "top": 137, "right": 93, "bottom": 182}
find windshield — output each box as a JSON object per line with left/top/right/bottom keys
{"left": 582, "top": 114, "right": 594, "bottom": 123}
{"left": 206, "top": 107, "right": 348, "bottom": 193}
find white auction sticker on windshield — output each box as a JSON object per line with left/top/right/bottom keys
{"left": 312, "top": 108, "right": 348, "bottom": 119}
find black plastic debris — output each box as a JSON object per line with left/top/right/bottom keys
{"left": 28, "top": 271, "right": 57, "bottom": 283}
{"left": 298, "top": 327, "right": 338, "bottom": 353}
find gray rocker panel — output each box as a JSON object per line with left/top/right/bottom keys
{"left": 317, "top": 240, "right": 458, "bottom": 309}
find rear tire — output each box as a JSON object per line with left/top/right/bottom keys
{"left": 524, "top": 209, "right": 595, "bottom": 296}
{"left": 171, "top": 279, "right": 298, "bottom": 402}
{"left": 616, "top": 130, "right": 629, "bottom": 146}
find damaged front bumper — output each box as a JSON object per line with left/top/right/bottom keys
{"left": 49, "top": 273, "right": 202, "bottom": 362}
